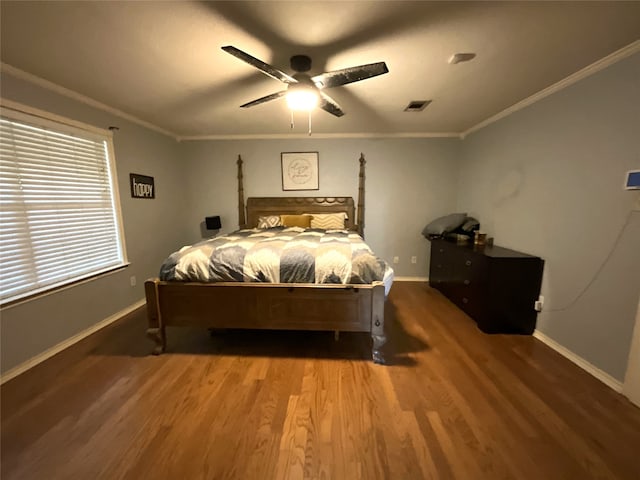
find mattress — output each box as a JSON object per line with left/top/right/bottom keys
{"left": 159, "top": 227, "right": 394, "bottom": 295}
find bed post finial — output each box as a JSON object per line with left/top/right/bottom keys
{"left": 357, "top": 153, "right": 366, "bottom": 238}
{"left": 238, "top": 155, "right": 246, "bottom": 229}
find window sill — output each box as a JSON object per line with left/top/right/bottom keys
{"left": 0, "top": 263, "right": 131, "bottom": 310}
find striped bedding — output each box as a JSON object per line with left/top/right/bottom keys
{"left": 159, "top": 227, "right": 393, "bottom": 292}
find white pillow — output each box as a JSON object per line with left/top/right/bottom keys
{"left": 257, "top": 215, "right": 282, "bottom": 228}
{"left": 306, "top": 212, "right": 348, "bottom": 230}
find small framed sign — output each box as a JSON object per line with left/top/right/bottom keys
{"left": 130, "top": 173, "right": 155, "bottom": 199}
{"left": 281, "top": 152, "right": 319, "bottom": 191}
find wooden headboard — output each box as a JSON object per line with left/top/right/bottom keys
{"left": 246, "top": 197, "right": 356, "bottom": 231}
{"left": 237, "top": 153, "right": 366, "bottom": 237}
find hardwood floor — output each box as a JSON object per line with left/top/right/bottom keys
{"left": 2, "top": 282, "right": 639, "bottom": 480}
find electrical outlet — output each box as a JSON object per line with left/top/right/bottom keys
{"left": 534, "top": 295, "right": 544, "bottom": 312}
{"left": 411, "top": 256, "right": 417, "bottom": 264}
{"left": 130, "top": 275, "right": 136, "bottom": 287}
{"left": 393, "top": 256, "right": 399, "bottom": 264}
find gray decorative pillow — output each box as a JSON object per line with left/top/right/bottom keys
{"left": 257, "top": 215, "right": 282, "bottom": 229}
{"left": 460, "top": 217, "right": 480, "bottom": 232}
{"left": 422, "top": 213, "right": 467, "bottom": 237}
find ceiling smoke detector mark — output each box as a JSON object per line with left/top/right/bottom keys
{"left": 448, "top": 53, "right": 477, "bottom": 64}
{"left": 404, "top": 100, "right": 431, "bottom": 112}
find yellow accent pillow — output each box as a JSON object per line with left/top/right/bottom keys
{"left": 306, "top": 212, "right": 347, "bottom": 230}
{"left": 280, "top": 214, "right": 312, "bottom": 228}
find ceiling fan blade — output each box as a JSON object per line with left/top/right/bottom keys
{"left": 240, "top": 90, "right": 287, "bottom": 108}
{"left": 222, "top": 46, "right": 296, "bottom": 84}
{"left": 319, "top": 92, "right": 345, "bottom": 117}
{"left": 312, "top": 62, "right": 389, "bottom": 89}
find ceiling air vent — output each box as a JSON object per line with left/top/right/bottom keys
{"left": 404, "top": 100, "right": 431, "bottom": 112}
{"left": 448, "top": 53, "right": 476, "bottom": 64}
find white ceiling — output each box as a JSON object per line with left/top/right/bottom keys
{"left": 1, "top": 1, "right": 639, "bottom": 139}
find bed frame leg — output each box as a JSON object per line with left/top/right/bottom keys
{"left": 370, "top": 283, "right": 386, "bottom": 364}
{"left": 146, "top": 327, "right": 166, "bottom": 355}
{"left": 372, "top": 334, "right": 387, "bottom": 364}
{"left": 145, "top": 279, "right": 166, "bottom": 355}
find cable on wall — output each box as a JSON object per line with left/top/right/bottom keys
{"left": 547, "top": 209, "right": 638, "bottom": 312}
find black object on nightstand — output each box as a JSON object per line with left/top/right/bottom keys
{"left": 429, "top": 238, "right": 544, "bottom": 334}
{"left": 205, "top": 215, "right": 222, "bottom": 230}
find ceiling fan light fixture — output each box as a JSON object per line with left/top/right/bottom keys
{"left": 222, "top": 46, "right": 388, "bottom": 118}
{"left": 286, "top": 85, "right": 319, "bottom": 111}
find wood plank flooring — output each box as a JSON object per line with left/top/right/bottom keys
{"left": 2, "top": 282, "right": 640, "bottom": 479}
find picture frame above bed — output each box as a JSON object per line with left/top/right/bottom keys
{"left": 281, "top": 151, "right": 319, "bottom": 191}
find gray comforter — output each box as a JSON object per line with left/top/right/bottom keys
{"left": 159, "top": 227, "right": 389, "bottom": 286}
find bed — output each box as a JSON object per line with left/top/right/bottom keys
{"left": 144, "top": 154, "right": 392, "bottom": 363}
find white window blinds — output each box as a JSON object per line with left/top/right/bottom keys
{"left": 0, "top": 108, "right": 126, "bottom": 304}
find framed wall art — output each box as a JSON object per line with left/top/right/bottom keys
{"left": 281, "top": 152, "right": 319, "bottom": 191}
{"left": 130, "top": 173, "right": 155, "bottom": 199}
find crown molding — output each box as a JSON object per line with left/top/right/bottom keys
{"left": 178, "top": 132, "right": 462, "bottom": 141}
{"left": 5, "top": 38, "right": 637, "bottom": 144}
{"left": 461, "top": 40, "right": 640, "bottom": 139}
{"left": 0, "top": 63, "right": 461, "bottom": 141}
{"left": 0, "top": 62, "right": 178, "bottom": 140}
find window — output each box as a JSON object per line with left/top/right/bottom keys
{"left": 0, "top": 104, "right": 127, "bottom": 305}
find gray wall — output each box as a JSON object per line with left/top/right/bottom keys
{"left": 0, "top": 73, "right": 191, "bottom": 374}
{"left": 0, "top": 73, "right": 461, "bottom": 375}
{"left": 4, "top": 53, "right": 637, "bottom": 384}
{"left": 457, "top": 53, "right": 640, "bottom": 381}
{"left": 180, "top": 138, "right": 461, "bottom": 277}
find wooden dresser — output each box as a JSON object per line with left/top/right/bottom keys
{"left": 429, "top": 238, "right": 544, "bottom": 334}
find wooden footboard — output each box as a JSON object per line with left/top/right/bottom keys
{"left": 145, "top": 279, "right": 387, "bottom": 363}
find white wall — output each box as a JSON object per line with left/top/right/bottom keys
{"left": 457, "top": 53, "right": 640, "bottom": 380}
{"left": 179, "top": 138, "right": 461, "bottom": 277}
{"left": 0, "top": 73, "right": 191, "bottom": 375}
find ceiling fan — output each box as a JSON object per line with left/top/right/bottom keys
{"left": 222, "top": 45, "right": 389, "bottom": 117}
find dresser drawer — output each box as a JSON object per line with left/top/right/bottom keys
{"left": 428, "top": 238, "right": 543, "bottom": 334}
{"left": 451, "top": 251, "right": 487, "bottom": 290}
{"left": 429, "top": 241, "right": 455, "bottom": 291}
{"left": 462, "top": 288, "right": 490, "bottom": 315}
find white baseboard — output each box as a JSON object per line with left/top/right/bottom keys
{"left": 533, "top": 330, "right": 623, "bottom": 393}
{"left": 394, "top": 276, "right": 428, "bottom": 282}
{"left": 0, "top": 298, "right": 145, "bottom": 385}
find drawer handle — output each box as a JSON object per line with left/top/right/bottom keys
{"left": 439, "top": 248, "right": 444, "bottom": 253}
{"left": 465, "top": 260, "right": 472, "bottom": 266}
{"left": 463, "top": 279, "right": 470, "bottom": 285}
{"left": 462, "top": 297, "right": 469, "bottom": 304}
